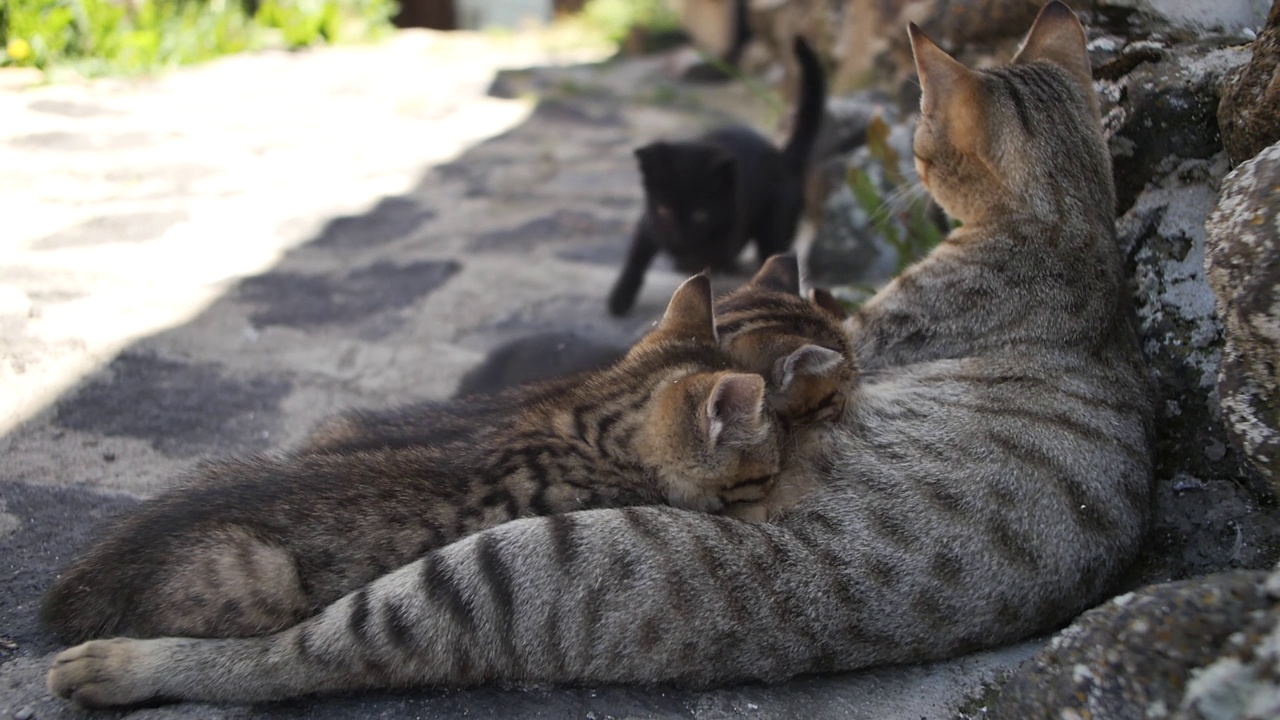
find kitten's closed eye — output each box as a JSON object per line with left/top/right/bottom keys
{"left": 691, "top": 210, "right": 709, "bottom": 224}
{"left": 655, "top": 205, "right": 674, "bottom": 219}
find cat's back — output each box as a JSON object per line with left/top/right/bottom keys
{"left": 703, "top": 126, "right": 784, "bottom": 176}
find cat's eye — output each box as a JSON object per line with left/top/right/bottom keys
{"left": 655, "top": 205, "right": 673, "bottom": 218}
{"left": 692, "top": 210, "right": 709, "bottom": 224}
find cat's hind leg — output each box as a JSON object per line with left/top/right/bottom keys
{"left": 141, "top": 527, "right": 313, "bottom": 638}
{"left": 45, "top": 525, "right": 312, "bottom": 641}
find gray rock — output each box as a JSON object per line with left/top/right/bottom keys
{"left": 1218, "top": 1, "right": 1280, "bottom": 167}
{"left": 1176, "top": 571, "right": 1280, "bottom": 719}
{"left": 1098, "top": 38, "right": 1250, "bottom": 214}
{"left": 1116, "top": 154, "right": 1280, "bottom": 580}
{"left": 988, "top": 568, "right": 1276, "bottom": 720}
{"left": 1205, "top": 140, "right": 1280, "bottom": 493}
{"left": 1095, "top": 0, "right": 1267, "bottom": 35}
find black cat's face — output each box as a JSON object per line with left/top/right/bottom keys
{"left": 634, "top": 142, "right": 737, "bottom": 260}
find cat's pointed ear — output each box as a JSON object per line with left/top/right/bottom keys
{"left": 775, "top": 345, "right": 844, "bottom": 389}
{"left": 634, "top": 143, "right": 668, "bottom": 173}
{"left": 655, "top": 274, "right": 717, "bottom": 342}
{"left": 1012, "top": 2, "right": 1093, "bottom": 96}
{"left": 908, "top": 23, "right": 983, "bottom": 125}
{"left": 750, "top": 254, "right": 801, "bottom": 295}
{"left": 809, "top": 287, "right": 848, "bottom": 319}
{"left": 704, "top": 373, "right": 766, "bottom": 444}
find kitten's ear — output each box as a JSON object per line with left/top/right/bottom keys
{"left": 704, "top": 373, "right": 766, "bottom": 444}
{"left": 655, "top": 274, "right": 717, "bottom": 342}
{"left": 775, "top": 345, "right": 844, "bottom": 389}
{"left": 908, "top": 23, "right": 983, "bottom": 140}
{"left": 809, "top": 288, "right": 848, "bottom": 319}
{"left": 1012, "top": 2, "right": 1093, "bottom": 97}
{"left": 750, "top": 254, "right": 801, "bottom": 295}
{"left": 634, "top": 143, "right": 668, "bottom": 174}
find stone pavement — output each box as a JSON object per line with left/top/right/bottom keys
{"left": 0, "top": 31, "right": 1037, "bottom": 718}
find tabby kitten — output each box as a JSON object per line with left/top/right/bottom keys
{"left": 717, "top": 254, "right": 856, "bottom": 427}
{"left": 607, "top": 36, "right": 826, "bottom": 316}
{"left": 715, "top": 254, "right": 859, "bottom": 522}
{"left": 48, "top": 3, "right": 1156, "bottom": 708}
{"left": 42, "top": 275, "right": 783, "bottom": 643}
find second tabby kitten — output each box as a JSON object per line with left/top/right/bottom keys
{"left": 42, "top": 276, "right": 784, "bottom": 643}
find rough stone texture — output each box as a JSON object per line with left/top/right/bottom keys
{"left": 1097, "top": 38, "right": 1250, "bottom": 214}
{"left": 1097, "top": 0, "right": 1269, "bottom": 35}
{"left": 1177, "top": 570, "right": 1280, "bottom": 720}
{"left": 988, "top": 568, "right": 1277, "bottom": 719}
{"left": 1116, "top": 154, "right": 1280, "bottom": 581}
{"left": 1205, "top": 140, "right": 1280, "bottom": 493}
{"left": 1218, "top": 1, "right": 1280, "bottom": 166}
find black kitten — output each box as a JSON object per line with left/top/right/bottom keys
{"left": 608, "top": 37, "right": 826, "bottom": 316}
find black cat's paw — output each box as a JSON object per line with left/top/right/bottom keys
{"left": 607, "top": 288, "right": 636, "bottom": 317}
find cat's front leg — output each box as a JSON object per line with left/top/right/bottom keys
{"left": 608, "top": 220, "right": 659, "bottom": 316}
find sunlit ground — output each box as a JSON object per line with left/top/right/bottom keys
{"left": 0, "top": 28, "right": 612, "bottom": 437}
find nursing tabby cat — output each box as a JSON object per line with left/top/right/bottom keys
{"left": 42, "top": 276, "right": 786, "bottom": 642}
{"left": 48, "top": 2, "right": 1154, "bottom": 706}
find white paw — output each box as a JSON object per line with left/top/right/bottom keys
{"left": 47, "top": 638, "right": 154, "bottom": 708}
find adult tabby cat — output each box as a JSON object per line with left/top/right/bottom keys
{"left": 48, "top": 2, "right": 1154, "bottom": 707}
{"left": 41, "top": 276, "right": 786, "bottom": 643}
{"left": 606, "top": 36, "right": 826, "bottom": 316}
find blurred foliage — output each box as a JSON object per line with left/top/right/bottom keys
{"left": 0, "top": 0, "right": 395, "bottom": 77}
{"left": 577, "top": 0, "right": 678, "bottom": 44}
{"left": 846, "top": 115, "right": 947, "bottom": 275}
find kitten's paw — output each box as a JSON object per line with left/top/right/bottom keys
{"left": 48, "top": 639, "right": 154, "bottom": 708}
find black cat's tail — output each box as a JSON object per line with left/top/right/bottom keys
{"left": 782, "top": 36, "right": 826, "bottom": 173}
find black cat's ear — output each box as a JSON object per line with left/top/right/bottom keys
{"left": 775, "top": 345, "right": 844, "bottom": 389}
{"left": 634, "top": 143, "right": 668, "bottom": 173}
{"left": 655, "top": 274, "right": 717, "bottom": 343}
{"left": 809, "top": 287, "right": 849, "bottom": 319}
{"left": 750, "top": 254, "right": 801, "bottom": 295}
{"left": 704, "top": 373, "right": 766, "bottom": 444}
{"left": 908, "top": 23, "right": 983, "bottom": 145}
{"left": 1012, "top": 2, "right": 1095, "bottom": 112}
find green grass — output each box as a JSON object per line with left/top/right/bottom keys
{"left": 1, "top": 0, "right": 396, "bottom": 78}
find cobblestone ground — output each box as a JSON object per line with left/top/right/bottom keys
{"left": 0, "top": 31, "right": 1037, "bottom": 719}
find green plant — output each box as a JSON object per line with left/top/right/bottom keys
{"left": 1, "top": 0, "right": 395, "bottom": 77}
{"left": 846, "top": 115, "right": 947, "bottom": 275}
{"left": 579, "top": 0, "right": 678, "bottom": 44}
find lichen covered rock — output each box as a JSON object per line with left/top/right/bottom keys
{"left": 1097, "top": 38, "right": 1249, "bottom": 213}
{"left": 1217, "top": 1, "right": 1280, "bottom": 166}
{"left": 1115, "top": 154, "right": 1280, "bottom": 579}
{"left": 1205, "top": 140, "right": 1280, "bottom": 493}
{"left": 989, "top": 569, "right": 1275, "bottom": 719}
{"left": 986, "top": 566, "right": 1280, "bottom": 719}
